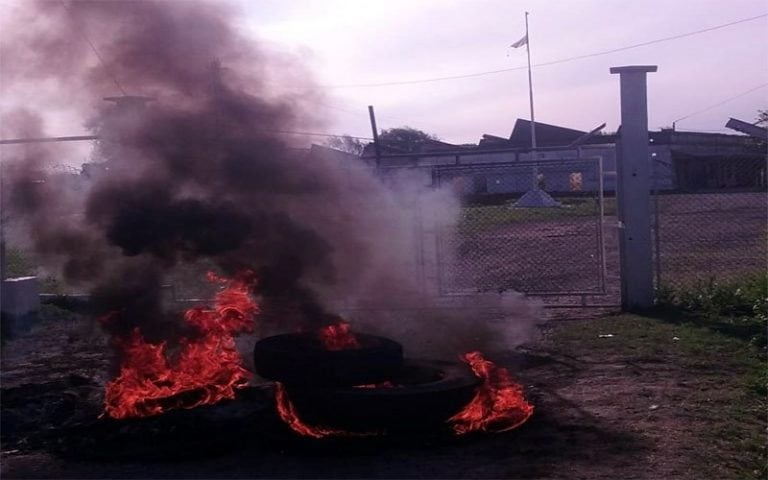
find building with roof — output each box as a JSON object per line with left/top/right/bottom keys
{"left": 362, "top": 119, "right": 766, "bottom": 196}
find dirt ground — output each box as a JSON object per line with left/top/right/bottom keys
{"left": 653, "top": 192, "right": 767, "bottom": 288}
{"left": 444, "top": 217, "right": 611, "bottom": 294}
{"left": 2, "top": 311, "right": 764, "bottom": 479}
{"left": 441, "top": 191, "right": 766, "bottom": 301}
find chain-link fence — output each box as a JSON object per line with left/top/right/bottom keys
{"left": 652, "top": 156, "right": 767, "bottom": 291}
{"left": 432, "top": 157, "right": 615, "bottom": 301}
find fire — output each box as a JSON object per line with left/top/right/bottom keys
{"left": 274, "top": 383, "right": 372, "bottom": 438}
{"left": 103, "top": 271, "right": 258, "bottom": 419}
{"left": 448, "top": 351, "right": 534, "bottom": 435}
{"left": 318, "top": 321, "right": 360, "bottom": 351}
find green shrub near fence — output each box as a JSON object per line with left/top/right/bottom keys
{"left": 4, "top": 247, "right": 35, "bottom": 278}
{"left": 3, "top": 247, "right": 63, "bottom": 294}
{"left": 656, "top": 272, "right": 768, "bottom": 352}
{"left": 655, "top": 273, "right": 767, "bottom": 402}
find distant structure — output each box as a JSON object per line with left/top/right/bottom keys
{"left": 362, "top": 119, "right": 767, "bottom": 195}
{"left": 725, "top": 117, "right": 768, "bottom": 141}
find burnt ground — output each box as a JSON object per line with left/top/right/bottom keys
{"left": 1, "top": 310, "right": 765, "bottom": 479}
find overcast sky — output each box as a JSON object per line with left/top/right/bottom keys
{"left": 1, "top": 0, "right": 766, "bottom": 151}
{"left": 243, "top": 0, "right": 768, "bottom": 144}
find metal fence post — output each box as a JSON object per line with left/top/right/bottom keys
{"left": 610, "top": 65, "right": 657, "bottom": 310}
{"left": 652, "top": 155, "right": 662, "bottom": 291}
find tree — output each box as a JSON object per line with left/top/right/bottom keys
{"left": 324, "top": 135, "right": 364, "bottom": 155}
{"left": 378, "top": 127, "right": 438, "bottom": 153}
{"left": 756, "top": 109, "right": 768, "bottom": 127}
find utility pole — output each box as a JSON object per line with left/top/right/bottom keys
{"left": 368, "top": 105, "right": 381, "bottom": 167}
{"left": 0, "top": 161, "right": 6, "bottom": 281}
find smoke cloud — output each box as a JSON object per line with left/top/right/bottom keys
{"left": 1, "top": 0, "right": 542, "bottom": 357}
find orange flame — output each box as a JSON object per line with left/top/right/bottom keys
{"left": 274, "top": 383, "right": 373, "bottom": 438}
{"left": 103, "top": 271, "right": 258, "bottom": 419}
{"left": 317, "top": 321, "right": 360, "bottom": 351}
{"left": 448, "top": 351, "right": 534, "bottom": 435}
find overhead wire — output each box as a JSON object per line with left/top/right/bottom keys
{"left": 43, "top": 4, "right": 767, "bottom": 139}
{"left": 266, "top": 130, "right": 372, "bottom": 140}
{"left": 58, "top": 0, "right": 128, "bottom": 95}
{"left": 320, "top": 13, "right": 768, "bottom": 89}
{"left": 52, "top": 1, "right": 378, "bottom": 143}
{"left": 672, "top": 128, "right": 739, "bottom": 133}
{"left": 671, "top": 83, "right": 768, "bottom": 125}
{"left": 0, "top": 130, "right": 374, "bottom": 145}
{"left": 309, "top": 99, "right": 413, "bottom": 125}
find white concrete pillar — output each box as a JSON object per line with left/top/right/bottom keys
{"left": 610, "top": 65, "right": 657, "bottom": 310}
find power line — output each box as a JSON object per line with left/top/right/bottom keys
{"left": 266, "top": 130, "right": 372, "bottom": 140}
{"left": 321, "top": 13, "right": 768, "bottom": 89}
{"left": 0, "top": 131, "right": 373, "bottom": 145}
{"left": 671, "top": 128, "right": 738, "bottom": 133}
{"left": 0, "top": 135, "right": 98, "bottom": 145}
{"left": 58, "top": 0, "right": 127, "bottom": 95}
{"left": 672, "top": 82, "right": 768, "bottom": 125}
{"left": 533, "top": 13, "right": 767, "bottom": 69}
{"left": 310, "top": 99, "right": 412, "bottom": 125}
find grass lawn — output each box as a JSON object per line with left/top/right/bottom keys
{"left": 529, "top": 312, "right": 767, "bottom": 479}
{"left": 460, "top": 197, "right": 617, "bottom": 232}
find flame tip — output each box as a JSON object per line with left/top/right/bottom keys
{"left": 104, "top": 270, "right": 259, "bottom": 419}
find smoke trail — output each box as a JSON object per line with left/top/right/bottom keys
{"left": 1, "top": 0, "right": 543, "bottom": 357}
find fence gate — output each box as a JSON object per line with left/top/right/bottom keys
{"left": 427, "top": 157, "right": 618, "bottom": 307}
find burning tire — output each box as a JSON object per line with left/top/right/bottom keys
{"left": 281, "top": 359, "right": 481, "bottom": 431}
{"left": 253, "top": 332, "right": 403, "bottom": 387}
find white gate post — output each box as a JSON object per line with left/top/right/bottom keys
{"left": 610, "top": 65, "right": 657, "bottom": 310}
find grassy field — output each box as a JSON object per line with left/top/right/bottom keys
{"left": 529, "top": 312, "right": 767, "bottom": 479}
{"left": 459, "top": 197, "right": 617, "bottom": 233}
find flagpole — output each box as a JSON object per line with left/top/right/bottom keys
{"left": 525, "top": 11, "right": 536, "bottom": 151}
{"left": 524, "top": 11, "right": 538, "bottom": 190}
{"left": 512, "top": 13, "right": 560, "bottom": 208}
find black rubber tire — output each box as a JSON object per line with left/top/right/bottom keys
{"left": 253, "top": 332, "right": 404, "bottom": 387}
{"left": 282, "top": 359, "right": 481, "bottom": 431}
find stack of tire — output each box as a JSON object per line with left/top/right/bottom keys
{"left": 253, "top": 332, "right": 480, "bottom": 432}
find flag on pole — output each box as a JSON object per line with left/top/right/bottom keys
{"left": 510, "top": 35, "right": 528, "bottom": 48}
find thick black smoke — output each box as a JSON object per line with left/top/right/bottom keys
{"left": 2, "top": 0, "right": 542, "bottom": 355}
{"left": 1, "top": 0, "right": 347, "bottom": 339}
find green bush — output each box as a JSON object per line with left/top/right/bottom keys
{"left": 4, "top": 247, "right": 35, "bottom": 278}
{"left": 3, "top": 247, "right": 64, "bottom": 294}
{"left": 39, "top": 276, "right": 64, "bottom": 295}
{"left": 658, "top": 273, "right": 766, "bottom": 316}
{"left": 656, "top": 273, "right": 768, "bottom": 349}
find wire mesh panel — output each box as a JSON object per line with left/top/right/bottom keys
{"left": 652, "top": 191, "right": 767, "bottom": 290}
{"left": 433, "top": 158, "right": 608, "bottom": 295}
{"left": 652, "top": 156, "right": 767, "bottom": 290}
